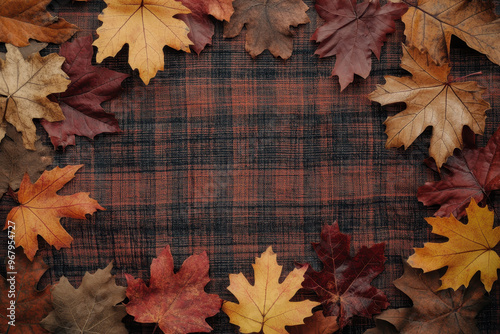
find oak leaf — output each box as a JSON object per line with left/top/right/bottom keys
{"left": 299, "top": 222, "right": 388, "bottom": 328}
{"left": 0, "top": 44, "right": 70, "bottom": 150}
{"left": 126, "top": 245, "right": 221, "bottom": 334}
{"left": 402, "top": 0, "right": 500, "bottom": 66}
{"left": 223, "top": 0, "right": 310, "bottom": 59}
{"left": 369, "top": 44, "right": 489, "bottom": 168}
{"left": 418, "top": 126, "right": 500, "bottom": 220}
{"left": 222, "top": 246, "right": 319, "bottom": 334}
{"left": 178, "top": 0, "right": 234, "bottom": 54}
{"left": 41, "top": 35, "right": 129, "bottom": 148}
{"left": 0, "top": 252, "right": 52, "bottom": 333}
{"left": 0, "top": 0, "right": 77, "bottom": 47}
{"left": 288, "top": 311, "right": 339, "bottom": 334}
{"left": 0, "top": 125, "right": 52, "bottom": 198}
{"left": 5, "top": 165, "right": 104, "bottom": 261}
{"left": 40, "top": 262, "right": 127, "bottom": 333}
{"left": 365, "top": 261, "right": 489, "bottom": 334}
{"left": 312, "top": 0, "right": 407, "bottom": 90}
{"left": 408, "top": 199, "right": 500, "bottom": 292}
{"left": 93, "top": 0, "right": 192, "bottom": 85}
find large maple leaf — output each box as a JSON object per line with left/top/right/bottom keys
{"left": 418, "top": 126, "right": 500, "bottom": 220}
{"left": 93, "top": 0, "right": 192, "bottom": 85}
{"left": 369, "top": 44, "right": 490, "bottom": 168}
{"left": 178, "top": 0, "right": 234, "bottom": 54}
{"left": 41, "top": 35, "right": 129, "bottom": 148}
{"left": 223, "top": 0, "right": 310, "bottom": 59}
{"left": 408, "top": 199, "right": 500, "bottom": 292}
{"left": 0, "top": 0, "right": 77, "bottom": 47}
{"left": 41, "top": 263, "right": 127, "bottom": 333}
{"left": 0, "top": 252, "right": 52, "bottom": 333}
{"left": 312, "top": 0, "right": 407, "bottom": 91}
{"left": 299, "top": 222, "right": 388, "bottom": 328}
{"left": 126, "top": 245, "right": 221, "bottom": 334}
{"left": 0, "top": 44, "right": 70, "bottom": 150}
{"left": 402, "top": 0, "right": 500, "bottom": 67}
{"left": 222, "top": 246, "right": 319, "bottom": 334}
{"left": 365, "top": 261, "right": 489, "bottom": 334}
{"left": 5, "top": 165, "right": 104, "bottom": 261}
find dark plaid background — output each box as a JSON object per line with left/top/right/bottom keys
{"left": 1, "top": 0, "right": 499, "bottom": 333}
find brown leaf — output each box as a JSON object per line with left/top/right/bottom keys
{"left": 288, "top": 311, "right": 339, "bottom": 334}
{"left": 223, "top": 0, "right": 310, "bottom": 59}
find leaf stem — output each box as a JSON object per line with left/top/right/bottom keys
{"left": 152, "top": 323, "right": 158, "bottom": 334}
{"left": 6, "top": 187, "right": 18, "bottom": 203}
{"left": 450, "top": 71, "right": 483, "bottom": 83}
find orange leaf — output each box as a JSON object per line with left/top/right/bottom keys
{"left": 5, "top": 165, "right": 104, "bottom": 260}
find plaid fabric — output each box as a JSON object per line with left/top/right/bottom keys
{"left": 1, "top": 0, "right": 499, "bottom": 333}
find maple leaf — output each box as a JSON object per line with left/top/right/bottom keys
{"left": 0, "top": 125, "right": 53, "bottom": 198}
{"left": 93, "top": 0, "right": 192, "bottom": 85}
{"left": 402, "top": 0, "right": 500, "bottom": 67}
{"left": 222, "top": 246, "right": 319, "bottom": 334}
{"left": 178, "top": 0, "right": 234, "bottom": 54}
{"left": 0, "top": 252, "right": 52, "bottom": 333}
{"left": 0, "top": 0, "right": 78, "bottom": 47}
{"left": 312, "top": 0, "right": 407, "bottom": 91}
{"left": 299, "top": 222, "right": 388, "bottom": 328}
{"left": 4, "top": 165, "right": 104, "bottom": 261}
{"left": 365, "top": 261, "right": 489, "bottom": 334}
{"left": 418, "top": 126, "right": 500, "bottom": 220}
{"left": 408, "top": 199, "right": 500, "bottom": 292}
{"left": 223, "top": 0, "right": 310, "bottom": 59}
{"left": 368, "top": 44, "right": 490, "bottom": 168}
{"left": 288, "top": 311, "right": 339, "bottom": 334}
{"left": 40, "top": 262, "right": 127, "bottom": 333}
{"left": 126, "top": 245, "right": 221, "bottom": 334}
{"left": 41, "top": 35, "right": 129, "bottom": 148}
{"left": 0, "top": 44, "right": 70, "bottom": 150}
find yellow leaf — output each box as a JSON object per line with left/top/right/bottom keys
{"left": 408, "top": 199, "right": 500, "bottom": 292}
{"left": 222, "top": 247, "right": 319, "bottom": 334}
{"left": 93, "top": 0, "right": 192, "bottom": 85}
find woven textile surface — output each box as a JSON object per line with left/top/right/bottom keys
{"left": 0, "top": 0, "right": 499, "bottom": 333}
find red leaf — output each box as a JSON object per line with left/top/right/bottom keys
{"left": 299, "top": 222, "right": 388, "bottom": 328}
{"left": 312, "top": 0, "right": 407, "bottom": 90}
{"left": 125, "top": 245, "right": 221, "bottom": 334}
{"left": 418, "top": 126, "right": 500, "bottom": 219}
{"left": 41, "top": 35, "right": 129, "bottom": 148}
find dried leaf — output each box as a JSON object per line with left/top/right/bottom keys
{"left": 222, "top": 246, "right": 319, "bottom": 334}
{"left": 312, "top": 0, "right": 407, "bottom": 90}
{"left": 0, "top": 40, "right": 48, "bottom": 61}
{"left": 42, "top": 35, "right": 129, "bottom": 148}
{"left": 0, "top": 44, "right": 70, "bottom": 150}
{"left": 300, "top": 222, "right": 388, "bottom": 328}
{"left": 408, "top": 199, "right": 500, "bottom": 292}
{"left": 368, "top": 44, "right": 489, "bottom": 168}
{"left": 93, "top": 0, "right": 192, "bottom": 85}
{"left": 4, "top": 165, "right": 104, "bottom": 260}
{"left": 126, "top": 245, "right": 221, "bottom": 334}
{"left": 288, "top": 311, "right": 339, "bottom": 334}
{"left": 40, "top": 263, "right": 127, "bottom": 334}
{"left": 223, "top": 0, "right": 310, "bottom": 59}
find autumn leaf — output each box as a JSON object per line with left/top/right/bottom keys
{"left": 41, "top": 262, "right": 127, "bottom": 333}
{"left": 222, "top": 246, "right": 319, "bottom": 334}
{"left": 126, "top": 245, "right": 221, "bottom": 334}
{"left": 288, "top": 311, "right": 339, "bottom": 334}
{"left": 402, "top": 0, "right": 500, "bottom": 66}
{"left": 369, "top": 44, "right": 489, "bottom": 168}
{"left": 223, "top": 0, "right": 310, "bottom": 59}
{"left": 312, "top": 0, "right": 407, "bottom": 91}
{"left": 0, "top": 44, "right": 70, "bottom": 150}
{"left": 4, "top": 165, "right": 104, "bottom": 261}
{"left": 408, "top": 199, "right": 500, "bottom": 292}
{"left": 0, "top": 252, "right": 52, "bottom": 333}
{"left": 0, "top": 125, "right": 53, "bottom": 198}
{"left": 178, "top": 0, "right": 234, "bottom": 54}
{"left": 0, "top": 40, "right": 48, "bottom": 61}
{"left": 41, "top": 35, "right": 129, "bottom": 148}
{"left": 93, "top": 0, "right": 192, "bottom": 85}
{"left": 418, "top": 126, "right": 500, "bottom": 220}
{"left": 0, "top": 0, "right": 77, "bottom": 47}
{"left": 365, "top": 261, "right": 489, "bottom": 334}
{"left": 299, "top": 222, "right": 388, "bottom": 328}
